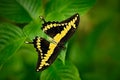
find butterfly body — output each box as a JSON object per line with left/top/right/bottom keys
{"left": 26, "top": 13, "right": 80, "bottom": 71}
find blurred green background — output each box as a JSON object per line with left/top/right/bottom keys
{"left": 0, "top": 0, "right": 120, "bottom": 80}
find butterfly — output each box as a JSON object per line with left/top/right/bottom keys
{"left": 26, "top": 13, "right": 80, "bottom": 72}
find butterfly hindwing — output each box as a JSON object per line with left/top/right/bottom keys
{"left": 33, "top": 36, "right": 50, "bottom": 71}
{"left": 33, "top": 36, "right": 62, "bottom": 71}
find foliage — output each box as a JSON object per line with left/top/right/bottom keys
{"left": 40, "top": 60, "right": 81, "bottom": 80}
{"left": 4, "top": 0, "right": 120, "bottom": 80}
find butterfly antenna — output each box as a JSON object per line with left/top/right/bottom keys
{"left": 25, "top": 41, "right": 33, "bottom": 44}
{"left": 39, "top": 16, "right": 46, "bottom": 23}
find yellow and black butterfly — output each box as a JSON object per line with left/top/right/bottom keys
{"left": 26, "top": 13, "right": 80, "bottom": 72}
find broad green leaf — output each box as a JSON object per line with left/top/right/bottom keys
{"left": 45, "top": 12, "right": 65, "bottom": 21}
{"left": 45, "top": 0, "right": 96, "bottom": 19}
{"left": 0, "top": 0, "right": 42, "bottom": 23}
{"left": 0, "top": 44, "right": 38, "bottom": 80}
{"left": 23, "top": 21, "right": 43, "bottom": 40}
{"left": 0, "top": 23, "right": 25, "bottom": 68}
{"left": 40, "top": 60, "right": 81, "bottom": 80}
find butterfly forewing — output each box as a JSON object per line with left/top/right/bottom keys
{"left": 41, "top": 13, "right": 80, "bottom": 40}
{"left": 33, "top": 37, "right": 50, "bottom": 71}
{"left": 41, "top": 13, "right": 80, "bottom": 46}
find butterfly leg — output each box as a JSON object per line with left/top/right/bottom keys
{"left": 58, "top": 43, "right": 66, "bottom": 50}
{"left": 39, "top": 16, "right": 46, "bottom": 23}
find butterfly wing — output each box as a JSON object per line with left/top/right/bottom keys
{"left": 33, "top": 36, "right": 62, "bottom": 71}
{"left": 41, "top": 13, "right": 80, "bottom": 45}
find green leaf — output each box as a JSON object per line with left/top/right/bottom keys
{"left": 58, "top": 43, "right": 68, "bottom": 64}
{"left": 0, "top": 0, "right": 42, "bottom": 23}
{"left": 23, "top": 21, "right": 43, "bottom": 39}
{"left": 45, "top": 0, "right": 96, "bottom": 18}
{"left": 0, "top": 23, "right": 25, "bottom": 68}
{"left": 45, "top": 12, "right": 65, "bottom": 21}
{"left": 40, "top": 60, "right": 81, "bottom": 80}
{"left": 23, "top": 20, "right": 49, "bottom": 40}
